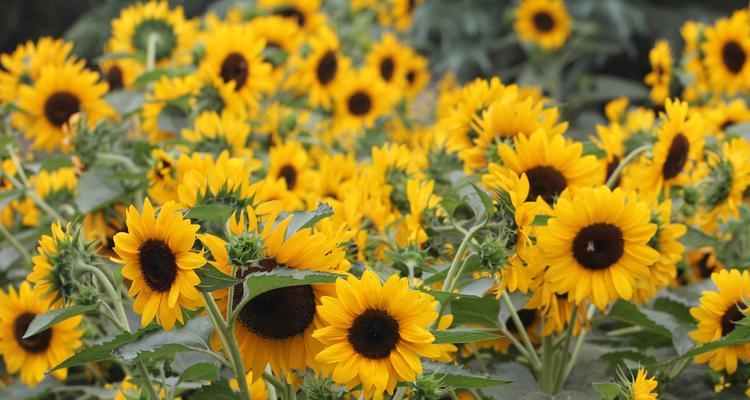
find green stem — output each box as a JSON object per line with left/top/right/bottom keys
{"left": 136, "top": 362, "right": 160, "bottom": 400}
{"left": 96, "top": 152, "right": 140, "bottom": 173}
{"left": 606, "top": 145, "right": 652, "bottom": 188}
{"left": 551, "top": 304, "right": 579, "bottom": 391}
{"left": 2, "top": 169, "right": 65, "bottom": 221}
{"left": 559, "top": 305, "right": 597, "bottom": 390}
{"left": 6, "top": 145, "right": 29, "bottom": 186}
{"left": 540, "top": 336, "right": 554, "bottom": 394}
{"left": 263, "top": 371, "right": 286, "bottom": 394}
{"left": 498, "top": 325, "right": 532, "bottom": 362}
{"left": 146, "top": 33, "right": 159, "bottom": 72}
{"left": 0, "top": 222, "right": 30, "bottom": 264}
{"left": 443, "top": 222, "right": 485, "bottom": 293}
{"left": 606, "top": 326, "right": 644, "bottom": 336}
{"left": 500, "top": 291, "right": 542, "bottom": 370}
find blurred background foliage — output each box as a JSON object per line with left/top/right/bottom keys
{"left": 0, "top": 0, "right": 746, "bottom": 135}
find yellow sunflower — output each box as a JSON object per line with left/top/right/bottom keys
{"left": 141, "top": 74, "right": 197, "bottom": 143}
{"left": 83, "top": 203, "right": 128, "bottom": 254}
{"left": 705, "top": 98, "right": 750, "bottom": 137}
{"left": 442, "top": 77, "right": 506, "bottom": 152}
{"left": 537, "top": 186, "right": 660, "bottom": 309}
{"left": 333, "top": 68, "right": 394, "bottom": 133}
{"left": 497, "top": 128, "right": 601, "bottom": 208}
{"left": 266, "top": 140, "right": 311, "bottom": 194}
{"left": 111, "top": 199, "right": 206, "bottom": 331}
{"left": 108, "top": 0, "right": 197, "bottom": 67}
{"left": 644, "top": 40, "right": 672, "bottom": 105}
{"left": 0, "top": 37, "right": 75, "bottom": 104}
{"left": 313, "top": 270, "right": 441, "bottom": 399}
{"left": 378, "top": 0, "right": 424, "bottom": 31}
{"left": 99, "top": 57, "right": 141, "bottom": 92}
{"left": 401, "top": 48, "right": 430, "bottom": 98}
{"left": 702, "top": 10, "right": 750, "bottom": 95}
{"left": 202, "top": 207, "right": 346, "bottom": 379}
{"left": 629, "top": 368, "right": 659, "bottom": 400}
{"left": 0, "top": 282, "right": 83, "bottom": 387}
{"left": 591, "top": 123, "right": 626, "bottom": 187}
{"left": 399, "top": 178, "right": 440, "bottom": 246}
{"left": 681, "top": 246, "right": 724, "bottom": 285}
{"left": 690, "top": 269, "right": 750, "bottom": 374}
{"left": 21, "top": 167, "right": 78, "bottom": 227}
{"left": 177, "top": 151, "right": 258, "bottom": 209}
{"left": 258, "top": 0, "right": 326, "bottom": 34}
{"left": 514, "top": 0, "right": 572, "bottom": 51}
{"left": 364, "top": 33, "right": 411, "bottom": 90}
{"left": 14, "top": 61, "right": 113, "bottom": 152}
{"left": 181, "top": 111, "right": 251, "bottom": 156}
{"left": 247, "top": 15, "right": 303, "bottom": 86}
{"left": 697, "top": 138, "right": 750, "bottom": 232}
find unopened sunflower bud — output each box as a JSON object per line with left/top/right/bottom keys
{"left": 410, "top": 374, "right": 445, "bottom": 400}
{"left": 228, "top": 231, "right": 264, "bottom": 269}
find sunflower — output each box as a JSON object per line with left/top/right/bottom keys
{"left": 0, "top": 282, "right": 83, "bottom": 387}
{"left": 399, "top": 178, "right": 440, "bottom": 246}
{"left": 308, "top": 152, "right": 358, "bottom": 205}
{"left": 628, "top": 368, "right": 659, "bottom": 400}
{"left": 0, "top": 37, "right": 75, "bottom": 104}
{"left": 442, "top": 77, "right": 506, "bottom": 152}
{"left": 702, "top": 10, "right": 750, "bottom": 95}
{"left": 333, "top": 68, "right": 394, "bottom": 133}
{"left": 200, "top": 23, "right": 273, "bottom": 112}
{"left": 401, "top": 48, "right": 430, "bottom": 98}
{"left": 705, "top": 99, "right": 750, "bottom": 137}
{"left": 177, "top": 151, "right": 260, "bottom": 210}
{"left": 98, "top": 57, "right": 141, "bottom": 92}
{"left": 258, "top": 0, "right": 325, "bottom": 34}
{"left": 108, "top": 0, "right": 197, "bottom": 67}
{"left": 681, "top": 246, "right": 724, "bottom": 285}
{"left": 631, "top": 99, "right": 704, "bottom": 197}
{"left": 181, "top": 111, "right": 251, "bottom": 156}
{"left": 591, "top": 123, "right": 626, "bottom": 187}
{"left": 497, "top": 128, "right": 601, "bottom": 208}
{"left": 365, "top": 34, "right": 411, "bottom": 90}
{"left": 202, "top": 207, "right": 346, "bottom": 379}
{"left": 690, "top": 269, "right": 750, "bottom": 374}
{"left": 514, "top": 0, "right": 572, "bottom": 51}
{"left": 526, "top": 272, "right": 588, "bottom": 336}
{"left": 379, "top": 0, "right": 424, "bottom": 31}
{"left": 247, "top": 15, "right": 303, "bottom": 85}
{"left": 14, "top": 61, "right": 113, "bottom": 152}
{"left": 111, "top": 199, "right": 206, "bottom": 331}
{"left": 83, "top": 204, "right": 128, "bottom": 254}
{"left": 288, "top": 27, "right": 350, "bottom": 109}
{"left": 266, "top": 140, "right": 311, "bottom": 194}
{"left": 250, "top": 177, "right": 304, "bottom": 211}
{"left": 644, "top": 40, "right": 672, "bottom": 105}
{"left": 537, "top": 186, "right": 660, "bottom": 309}
{"left": 313, "top": 270, "right": 441, "bottom": 399}
{"left": 22, "top": 167, "right": 78, "bottom": 227}
{"left": 696, "top": 138, "right": 750, "bottom": 232}
{"left": 141, "top": 75, "right": 197, "bottom": 142}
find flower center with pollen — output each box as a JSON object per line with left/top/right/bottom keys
{"left": 347, "top": 91, "right": 372, "bottom": 116}
{"left": 14, "top": 312, "right": 52, "bottom": 353}
{"left": 722, "top": 41, "right": 746, "bottom": 74}
{"left": 273, "top": 7, "right": 306, "bottom": 27}
{"left": 533, "top": 11, "right": 555, "bottom": 32}
{"left": 138, "top": 239, "right": 178, "bottom": 292}
{"left": 380, "top": 57, "right": 395, "bottom": 82}
{"left": 234, "top": 258, "right": 317, "bottom": 340}
{"left": 721, "top": 305, "right": 745, "bottom": 336}
{"left": 44, "top": 92, "right": 80, "bottom": 127}
{"left": 220, "top": 53, "right": 249, "bottom": 90}
{"left": 316, "top": 50, "right": 338, "bottom": 85}
{"left": 524, "top": 166, "right": 567, "bottom": 204}
{"left": 279, "top": 164, "right": 297, "bottom": 190}
{"left": 348, "top": 309, "right": 400, "bottom": 359}
{"left": 105, "top": 66, "right": 124, "bottom": 91}
{"left": 662, "top": 133, "right": 689, "bottom": 180}
{"left": 572, "top": 223, "right": 625, "bottom": 271}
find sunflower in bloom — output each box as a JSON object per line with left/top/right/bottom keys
{"left": 108, "top": 0, "right": 197, "bottom": 67}
{"left": 690, "top": 269, "right": 750, "bottom": 374}
{"left": 497, "top": 128, "right": 601, "bottom": 209}
{"left": 181, "top": 111, "right": 252, "bottom": 157}
{"left": 399, "top": 178, "right": 440, "bottom": 246}
{"left": 258, "top": 0, "right": 326, "bottom": 34}
{"left": 442, "top": 77, "right": 506, "bottom": 152}
{"left": 401, "top": 48, "right": 430, "bottom": 98}
{"left": 111, "top": 199, "right": 206, "bottom": 331}
{"left": 365, "top": 34, "right": 411, "bottom": 90}
{"left": 591, "top": 123, "right": 626, "bottom": 187}
{"left": 379, "top": 0, "right": 424, "bottom": 31}
{"left": 0, "top": 37, "right": 75, "bottom": 104}
{"left": 629, "top": 368, "right": 659, "bottom": 400}
{"left": 266, "top": 140, "right": 312, "bottom": 194}
{"left": 514, "top": 0, "right": 572, "bottom": 51}
{"left": 14, "top": 61, "right": 113, "bottom": 152}
{"left": 289, "top": 27, "right": 351, "bottom": 109}
{"left": 177, "top": 151, "right": 259, "bottom": 210}
{"left": 537, "top": 186, "right": 660, "bottom": 309}
{"left": 702, "top": 10, "right": 750, "bottom": 95}
{"left": 644, "top": 40, "right": 672, "bottom": 105}
{"left": 0, "top": 282, "right": 83, "bottom": 387}
{"left": 333, "top": 68, "right": 394, "bottom": 134}
{"left": 313, "top": 270, "right": 441, "bottom": 399}
{"left": 141, "top": 75, "right": 197, "bottom": 142}
{"left": 247, "top": 16, "right": 304, "bottom": 85}
{"left": 681, "top": 246, "right": 724, "bottom": 285}
{"left": 705, "top": 98, "right": 750, "bottom": 137}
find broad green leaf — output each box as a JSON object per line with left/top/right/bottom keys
{"left": 186, "top": 205, "right": 233, "bottom": 224}
{"left": 157, "top": 104, "right": 190, "bottom": 134}
{"left": 196, "top": 264, "right": 239, "bottom": 292}
{"left": 599, "top": 350, "right": 657, "bottom": 368}
{"left": 432, "top": 328, "right": 502, "bottom": 344}
{"left": 186, "top": 380, "right": 237, "bottom": 400}
{"left": 0, "top": 188, "right": 22, "bottom": 209}
{"left": 241, "top": 267, "right": 341, "bottom": 302}
{"left": 178, "top": 362, "right": 220, "bottom": 384}
{"left": 53, "top": 325, "right": 159, "bottom": 370}
{"left": 105, "top": 90, "right": 145, "bottom": 115}
{"left": 606, "top": 300, "right": 671, "bottom": 338}
{"left": 24, "top": 305, "right": 97, "bottom": 338}
{"left": 76, "top": 167, "right": 126, "bottom": 213}
{"left": 726, "top": 121, "right": 750, "bottom": 140}
{"left": 451, "top": 296, "right": 501, "bottom": 328}
{"left": 418, "top": 288, "right": 481, "bottom": 304}
{"left": 531, "top": 215, "right": 551, "bottom": 226}
{"left": 114, "top": 317, "right": 212, "bottom": 363}
{"left": 592, "top": 383, "right": 621, "bottom": 400}
{"left": 458, "top": 183, "right": 493, "bottom": 224}
{"left": 422, "top": 361, "right": 510, "bottom": 388}
{"left": 667, "top": 325, "right": 750, "bottom": 364}
{"left": 95, "top": 51, "right": 141, "bottom": 63}
{"left": 134, "top": 66, "right": 195, "bottom": 87}
{"left": 278, "top": 202, "right": 334, "bottom": 239}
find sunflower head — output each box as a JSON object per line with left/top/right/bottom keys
{"left": 702, "top": 10, "right": 750, "bottom": 95}
{"left": 514, "top": 0, "right": 572, "bottom": 51}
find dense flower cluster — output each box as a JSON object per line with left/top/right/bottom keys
{"left": 0, "top": 1, "right": 749, "bottom": 399}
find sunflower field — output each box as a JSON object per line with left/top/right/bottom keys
{"left": 3, "top": 0, "right": 750, "bottom": 398}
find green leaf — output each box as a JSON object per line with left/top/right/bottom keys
{"left": 134, "top": 66, "right": 195, "bottom": 87}
{"left": 186, "top": 205, "right": 233, "bottom": 223}
{"left": 531, "top": 214, "right": 551, "bottom": 226}
{"left": 666, "top": 325, "right": 750, "bottom": 364}
{"left": 278, "top": 202, "right": 334, "bottom": 239}
{"left": 0, "top": 188, "right": 22, "bottom": 209}
{"left": 422, "top": 362, "right": 509, "bottom": 388}
{"left": 95, "top": 51, "right": 141, "bottom": 63}
{"left": 432, "top": 328, "right": 502, "bottom": 344}
{"left": 458, "top": 183, "right": 493, "bottom": 224}
{"left": 592, "top": 382, "right": 621, "bottom": 400}
{"left": 105, "top": 90, "right": 145, "bottom": 115}
{"left": 23, "top": 305, "right": 97, "bottom": 339}
{"left": 53, "top": 325, "right": 159, "bottom": 370}
{"left": 75, "top": 167, "right": 126, "bottom": 213}
{"left": 451, "top": 296, "right": 501, "bottom": 328}
{"left": 114, "top": 317, "right": 212, "bottom": 363}
{"left": 606, "top": 300, "right": 671, "bottom": 338}
{"left": 418, "top": 288, "right": 481, "bottom": 304}
{"left": 241, "top": 267, "right": 341, "bottom": 302}
{"left": 178, "top": 362, "right": 220, "bottom": 384}
{"left": 726, "top": 121, "right": 750, "bottom": 140}
{"left": 196, "top": 264, "right": 239, "bottom": 292}
{"left": 156, "top": 103, "right": 190, "bottom": 134}
{"left": 186, "top": 380, "right": 237, "bottom": 400}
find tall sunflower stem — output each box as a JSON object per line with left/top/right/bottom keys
{"left": 558, "top": 305, "right": 597, "bottom": 391}
{"left": 443, "top": 222, "right": 486, "bottom": 294}
{"left": 606, "top": 144, "right": 652, "bottom": 188}
{"left": 2, "top": 168, "right": 65, "bottom": 222}
{"left": 263, "top": 371, "right": 286, "bottom": 394}
{"left": 146, "top": 33, "right": 159, "bottom": 72}
{"left": 499, "top": 325, "right": 533, "bottom": 362}
{"left": 540, "top": 336, "right": 554, "bottom": 394}
{"left": 96, "top": 152, "right": 140, "bottom": 174}
{"left": 78, "top": 263, "right": 129, "bottom": 331}
{"left": 201, "top": 293, "right": 252, "bottom": 400}
{"left": 136, "top": 361, "right": 161, "bottom": 400}
{"left": 500, "top": 290, "right": 542, "bottom": 370}
{"left": 551, "top": 304, "right": 579, "bottom": 391}
{"left": 0, "top": 222, "right": 31, "bottom": 265}
{"left": 6, "top": 144, "right": 29, "bottom": 186}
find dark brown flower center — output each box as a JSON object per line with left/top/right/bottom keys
{"left": 273, "top": 6, "right": 306, "bottom": 27}
{"left": 407, "top": 0, "right": 417, "bottom": 13}
{"left": 347, "top": 91, "right": 372, "bottom": 116}
{"left": 696, "top": 252, "right": 714, "bottom": 279}
{"left": 105, "top": 66, "right": 124, "bottom": 91}
{"left": 14, "top": 312, "right": 52, "bottom": 353}
{"left": 533, "top": 11, "right": 555, "bottom": 32}
{"left": 720, "top": 119, "right": 736, "bottom": 132}
{"left": 605, "top": 156, "right": 621, "bottom": 187}
{"left": 279, "top": 164, "right": 297, "bottom": 190}
{"left": 220, "top": 53, "right": 249, "bottom": 90}
{"left": 524, "top": 166, "right": 567, "bottom": 204}
{"left": 44, "top": 91, "right": 80, "bottom": 127}
{"left": 662, "top": 134, "right": 689, "bottom": 180}
{"left": 406, "top": 70, "right": 416, "bottom": 85}
{"left": 379, "top": 57, "right": 395, "bottom": 82}
{"left": 506, "top": 309, "right": 536, "bottom": 333}
{"left": 138, "top": 239, "right": 178, "bottom": 292}
{"left": 235, "top": 258, "right": 317, "bottom": 340}
{"left": 721, "top": 305, "right": 745, "bottom": 336}
{"left": 348, "top": 308, "right": 400, "bottom": 359}
{"left": 572, "top": 223, "right": 625, "bottom": 270}
{"left": 722, "top": 41, "right": 746, "bottom": 74}
{"left": 315, "top": 50, "right": 338, "bottom": 85}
